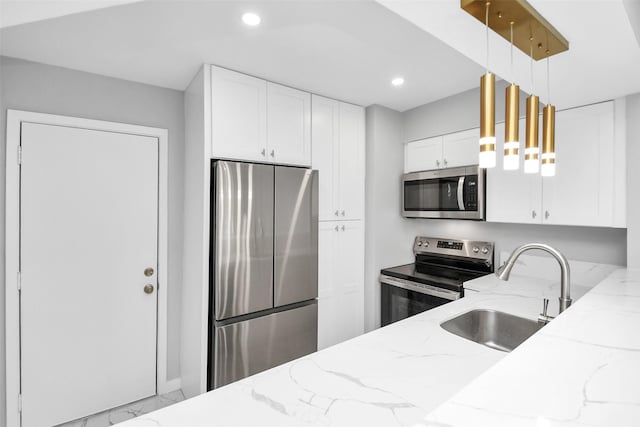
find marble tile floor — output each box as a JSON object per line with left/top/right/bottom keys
{"left": 57, "top": 390, "right": 185, "bottom": 427}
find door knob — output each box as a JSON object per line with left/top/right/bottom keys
{"left": 334, "top": 210, "right": 339, "bottom": 216}
{"left": 532, "top": 210, "right": 537, "bottom": 219}
{"left": 545, "top": 210, "right": 550, "bottom": 220}
{"left": 144, "top": 268, "right": 154, "bottom": 277}
{"left": 144, "top": 284, "right": 155, "bottom": 294}
{"left": 341, "top": 210, "right": 345, "bottom": 216}
{"left": 270, "top": 149, "right": 275, "bottom": 157}
{"left": 334, "top": 225, "right": 339, "bottom": 232}
{"left": 261, "top": 148, "right": 266, "bottom": 157}
{"left": 436, "top": 160, "right": 440, "bottom": 167}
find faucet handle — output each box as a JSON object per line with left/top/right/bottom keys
{"left": 538, "top": 298, "right": 554, "bottom": 325}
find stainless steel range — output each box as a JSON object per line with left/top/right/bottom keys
{"left": 380, "top": 237, "right": 494, "bottom": 326}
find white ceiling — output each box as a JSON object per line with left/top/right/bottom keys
{"left": 377, "top": 0, "right": 640, "bottom": 110}
{"left": 1, "top": 1, "right": 638, "bottom": 111}
{"left": 0, "top": 0, "right": 141, "bottom": 28}
{"left": 0, "top": 0, "right": 486, "bottom": 111}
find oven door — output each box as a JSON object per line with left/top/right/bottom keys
{"left": 380, "top": 275, "right": 461, "bottom": 327}
{"left": 402, "top": 165, "right": 484, "bottom": 220}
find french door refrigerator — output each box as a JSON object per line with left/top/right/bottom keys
{"left": 208, "top": 160, "right": 318, "bottom": 389}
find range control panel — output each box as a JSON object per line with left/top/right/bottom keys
{"left": 414, "top": 236, "right": 494, "bottom": 261}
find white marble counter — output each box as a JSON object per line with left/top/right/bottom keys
{"left": 118, "top": 262, "right": 632, "bottom": 427}
{"left": 423, "top": 268, "right": 640, "bottom": 427}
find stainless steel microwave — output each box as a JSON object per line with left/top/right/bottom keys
{"left": 402, "top": 165, "right": 485, "bottom": 220}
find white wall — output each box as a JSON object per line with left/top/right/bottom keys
{"left": 364, "top": 85, "right": 628, "bottom": 330}
{"left": 0, "top": 56, "right": 185, "bottom": 422}
{"left": 627, "top": 93, "right": 640, "bottom": 268}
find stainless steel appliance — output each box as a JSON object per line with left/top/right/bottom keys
{"left": 208, "top": 161, "right": 318, "bottom": 389}
{"left": 402, "top": 165, "right": 485, "bottom": 220}
{"left": 380, "top": 237, "right": 494, "bottom": 326}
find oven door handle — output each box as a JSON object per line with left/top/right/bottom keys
{"left": 380, "top": 275, "right": 461, "bottom": 301}
{"left": 457, "top": 176, "right": 465, "bottom": 211}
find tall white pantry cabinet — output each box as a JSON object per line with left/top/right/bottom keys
{"left": 181, "top": 65, "right": 366, "bottom": 398}
{"left": 312, "top": 95, "right": 366, "bottom": 350}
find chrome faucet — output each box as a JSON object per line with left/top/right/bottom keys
{"left": 496, "top": 243, "right": 572, "bottom": 321}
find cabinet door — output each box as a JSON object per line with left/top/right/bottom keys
{"left": 317, "top": 221, "right": 364, "bottom": 350}
{"left": 487, "top": 120, "right": 543, "bottom": 224}
{"left": 335, "top": 221, "right": 364, "bottom": 342}
{"left": 211, "top": 66, "right": 267, "bottom": 162}
{"left": 267, "top": 83, "right": 311, "bottom": 166}
{"left": 312, "top": 95, "right": 340, "bottom": 220}
{"left": 442, "top": 128, "right": 479, "bottom": 168}
{"left": 317, "top": 222, "right": 338, "bottom": 350}
{"left": 337, "top": 102, "right": 365, "bottom": 220}
{"left": 542, "top": 101, "right": 615, "bottom": 227}
{"left": 404, "top": 136, "right": 442, "bottom": 173}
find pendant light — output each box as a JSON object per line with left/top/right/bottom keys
{"left": 479, "top": 1, "right": 496, "bottom": 169}
{"left": 541, "top": 54, "right": 556, "bottom": 177}
{"left": 504, "top": 21, "right": 520, "bottom": 170}
{"left": 524, "top": 40, "right": 540, "bottom": 174}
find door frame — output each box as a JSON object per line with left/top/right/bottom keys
{"left": 5, "top": 110, "right": 170, "bottom": 427}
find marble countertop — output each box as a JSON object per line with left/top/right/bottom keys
{"left": 118, "top": 261, "right": 634, "bottom": 427}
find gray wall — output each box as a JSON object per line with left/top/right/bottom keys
{"left": 627, "top": 93, "right": 640, "bottom": 268}
{"left": 0, "top": 56, "right": 185, "bottom": 421}
{"left": 364, "top": 85, "right": 628, "bottom": 331}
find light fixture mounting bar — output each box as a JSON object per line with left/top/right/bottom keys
{"left": 461, "top": 0, "right": 569, "bottom": 61}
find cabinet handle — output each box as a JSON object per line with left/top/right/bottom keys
{"left": 341, "top": 225, "right": 345, "bottom": 231}
{"left": 532, "top": 210, "right": 537, "bottom": 219}
{"left": 436, "top": 160, "right": 440, "bottom": 167}
{"left": 270, "top": 149, "right": 275, "bottom": 158}
{"left": 341, "top": 210, "right": 345, "bottom": 216}
{"left": 443, "top": 158, "right": 448, "bottom": 166}
{"left": 261, "top": 148, "right": 266, "bottom": 157}
{"left": 334, "top": 210, "right": 339, "bottom": 216}
{"left": 545, "top": 210, "right": 550, "bottom": 220}
{"left": 334, "top": 225, "right": 339, "bottom": 232}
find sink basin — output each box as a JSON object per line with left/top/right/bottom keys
{"left": 441, "top": 309, "right": 544, "bottom": 352}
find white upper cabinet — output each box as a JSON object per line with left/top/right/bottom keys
{"left": 210, "top": 66, "right": 311, "bottom": 166}
{"left": 312, "top": 95, "right": 365, "bottom": 221}
{"left": 487, "top": 120, "right": 543, "bottom": 224}
{"left": 404, "top": 136, "right": 442, "bottom": 173}
{"left": 211, "top": 66, "right": 267, "bottom": 162}
{"left": 267, "top": 82, "right": 311, "bottom": 166}
{"left": 442, "top": 128, "right": 479, "bottom": 168}
{"left": 404, "top": 128, "right": 478, "bottom": 173}
{"left": 487, "top": 100, "right": 625, "bottom": 228}
{"left": 542, "top": 101, "right": 621, "bottom": 227}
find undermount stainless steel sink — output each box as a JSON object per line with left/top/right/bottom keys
{"left": 441, "top": 309, "right": 544, "bottom": 352}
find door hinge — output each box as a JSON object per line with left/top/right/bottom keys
{"left": 17, "top": 271, "right": 21, "bottom": 291}
{"left": 17, "top": 146, "right": 22, "bottom": 165}
{"left": 18, "top": 393, "right": 22, "bottom": 412}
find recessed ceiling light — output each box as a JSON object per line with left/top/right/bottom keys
{"left": 391, "top": 77, "right": 405, "bottom": 87}
{"left": 242, "top": 12, "right": 261, "bottom": 26}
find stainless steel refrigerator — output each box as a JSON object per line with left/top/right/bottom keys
{"left": 208, "top": 160, "right": 318, "bottom": 389}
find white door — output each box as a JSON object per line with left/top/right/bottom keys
{"left": 210, "top": 65, "right": 267, "bottom": 162}
{"left": 20, "top": 123, "right": 159, "bottom": 427}
{"left": 442, "top": 128, "right": 479, "bottom": 168}
{"left": 486, "top": 120, "right": 543, "bottom": 224}
{"left": 542, "top": 102, "right": 615, "bottom": 226}
{"left": 312, "top": 95, "right": 339, "bottom": 221}
{"left": 267, "top": 82, "right": 311, "bottom": 166}
{"left": 317, "top": 222, "right": 338, "bottom": 350}
{"left": 337, "top": 102, "right": 365, "bottom": 221}
{"left": 404, "top": 136, "right": 442, "bottom": 172}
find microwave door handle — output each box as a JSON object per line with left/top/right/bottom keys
{"left": 457, "top": 176, "right": 466, "bottom": 211}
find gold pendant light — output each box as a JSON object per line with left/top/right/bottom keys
{"left": 541, "top": 56, "right": 556, "bottom": 177}
{"left": 504, "top": 21, "right": 520, "bottom": 170}
{"left": 479, "top": 1, "right": 496, "bottom": 169}
{"left": 524, "top": 41, "right": 539, "bottom": 174}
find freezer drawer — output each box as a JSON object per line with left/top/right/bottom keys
{"left": 274, "top": 167, "right": 319, "bottom": 307}
{"left": 212, "top": 302, "right": 317, "bottom": 389}
{"left": 213, "top": 161, "right": 274, "bottom": 320}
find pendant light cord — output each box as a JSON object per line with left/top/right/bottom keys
{"left": 530, "top": 42, "right": 534, "bottom": 94}
{"left": 510, "top": 22, "right": 514, "bottom": 83}
{"left": 485, "top": 2, "right": 490, "bottom": 74}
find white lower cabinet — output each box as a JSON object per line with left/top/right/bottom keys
{"left": 318, "top": 220, "right": 364, "bottom": 350}
{"left": 487, "top": 100, "right": 625, "bottom": 228}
